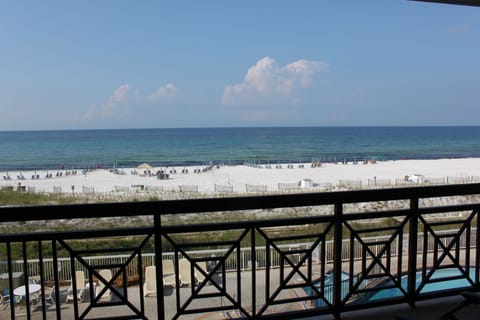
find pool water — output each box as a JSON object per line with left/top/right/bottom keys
{"left": 303, "top": 268, "right": 476, "bottom": 307}
{"left": 366, "top": 268, "right": 476, "bottom": 301}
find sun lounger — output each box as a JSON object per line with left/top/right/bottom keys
{"left": 95, "top": 269, "right": 112, "bottom": 302}
{"left": 143, "top": 265, "right": 156, "bottom": 297}
{"left": 162, "top": 260, "right": 175, "bottom": 287}
{"left": 179, "top": 258, "right": 193, "bottom": 286}
{"left": 194, "top": 261, "right": 208, "bottom": 286}
{"left": 66, "top": 271, "right": 86, "bottom": 303}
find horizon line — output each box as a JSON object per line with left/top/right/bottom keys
{"left": 2, "top": 124, "right": 480, "bottom": 133}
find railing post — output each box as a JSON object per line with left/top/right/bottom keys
{"left": 6, "top": 242, "right": 15, "bottom": 320}
{"left": 52, "top": 240, "right": 62, "bottom": 319}
{"left": 251, "top": 227, "right": 256, "bottom": 319}
{"left": 477, "top": 208, "right": 480, "bottom": 286}
{"left": 407, "top": 197, "right": 419, "bottom": 308}
{"left": 333, "top": 202, "right": 343, "bottom": 320}
{"left": 154, "top": 214, "right": 164, "bottom": 319}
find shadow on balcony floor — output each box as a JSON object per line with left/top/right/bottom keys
{"left": 303, "top": 295, "right": 480, "bottom": 320}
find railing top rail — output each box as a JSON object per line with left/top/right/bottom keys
{"left": 0, "top": 183, "right": 479, "bottom": 222}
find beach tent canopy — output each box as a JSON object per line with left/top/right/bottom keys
{"left": 137, "top": 163, "right": 153, "bottom": 170}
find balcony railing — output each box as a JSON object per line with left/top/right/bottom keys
{"left": 0, "top": 183, "right": 479, "bottom": 319}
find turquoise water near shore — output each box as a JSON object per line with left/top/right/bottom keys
{"left": 0, "top": 126, "right": 479, "bottom": 170}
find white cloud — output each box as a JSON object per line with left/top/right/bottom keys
{"left": 146, "top": 83, "right": 177, "bottom": 101}
{"left": 84, "top": 83, "right": 178, "bottom": 121}
{"left": 101, "top": 84, "right": 134, "bottom": 115}
{"left": 222, "top": 56, "right": 328, "bottom": 107}
{"left": 84, "top": 84, "right": 135, "bottom": 120}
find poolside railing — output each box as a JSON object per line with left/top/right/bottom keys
{"left": 0, "top": 183, "right": 480, "bottom": 319}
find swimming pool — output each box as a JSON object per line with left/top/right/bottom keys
{"left": 303, "top": 268, "right": 476, "bottom": 308}
{"left": 364, "top": 268, "right": 476, "bottom": 302}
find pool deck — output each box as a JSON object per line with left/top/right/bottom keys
{"left": 1, "top": 265, "right": 479, "bottom": 320}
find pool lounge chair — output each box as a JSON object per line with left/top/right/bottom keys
{"left": 194, "top": 261, "right": 208, "bottom": 286}
{"left": 41, "top": 284, "right": 56, "bottom": 305}
{"left": 95, "top": 269, "right": 112, "bottom": 302}
{"left": 179, "top": 258, "right": 194, "bottom": 287}
{"left": 162, "top": 260, "right": 175, "bottom": 288}
{"left": 66, "top": 271, "right": 86, "bottom": 303}
{"left": 143, "top": 266, "right": 156, "bottom": 297}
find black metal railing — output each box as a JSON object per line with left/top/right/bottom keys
{"left": 0, "top": 183, "right": 480, "bottom": 319}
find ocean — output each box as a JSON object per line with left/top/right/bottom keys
{"left": 0, "top": 126, "right": 479, "bottom": 171}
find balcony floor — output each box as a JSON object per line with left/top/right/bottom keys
{"left": 307, "top": 295, "right": 480, "bottom": 319}
{"left": 1, "top": 280, "right": 479, "bottom": 320}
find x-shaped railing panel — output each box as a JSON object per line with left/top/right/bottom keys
{"left": 342, "top": 216, "right": 409, "bottom": 304}
{"left": 162, "top": 228, "right": 251, "bottom": 319}
{"left": 57, "top": 235, "right": 151, "bottom": 319}
{"left": 416, "top": 210, "right": 477, "bottom": 294}
{"left": 255, "top": 222, "right": 333, "bottom": 316}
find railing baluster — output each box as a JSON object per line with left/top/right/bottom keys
{"left": 22, "top": 241, "right": 31, "bottom": 319}
{"left": 7, "top": 242, "right": 15, "bottom": 320}
{"left": 52, "top": 240, "right": 61, "bottom": 320}
{"left": 476, "top": 209, "right": 480, "bottom": 285}
{"left": 154, "top": 214, "right": 163, "bottom": 319}
{"left": 38, "top": 241, "right": 46, "bottom": 319}
{"left": 333, "top": 202, "right": 342, "bottom": 320}
{"left": 138, "top": 250, "right": 144, "bottom": 316}
{"left": 251, "top": 228, "right": 256, "bottom": 318}
{"left": 408, "top": 197, "right": 419, "bottom": 307}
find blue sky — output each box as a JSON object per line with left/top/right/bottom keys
{"left": 0, "top": 1, "right": 479, "bottom": 130}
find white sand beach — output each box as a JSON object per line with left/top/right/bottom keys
{"left": 1, "top": 158, "right": 480, "bottom": 196}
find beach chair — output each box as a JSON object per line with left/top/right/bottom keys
{"left": 163, "top": 260, "right": 175, "bottom": 288}
{"left": 41, "top": 284, "right": 56, "bottom": 305}
{"left": 66, "top": 271, "right": 86, "bottom": 303}
{"left": 143, "top": 266, "right": 156, "bottom": 297}
{"left": 194, "top": 261, "right": 208, "bottom": 286}
{"left": 1, "top": 288, "right": 22, "bottom": 309}
{"left": 179, "top": 258, "right": 194, "bottom": 286}
{"left": 95, "top": 269, "right": 112, "bottom": 302}
{"left": 0, "top": 292, "right": 7, "bottom": 310}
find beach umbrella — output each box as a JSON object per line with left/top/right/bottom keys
{"left": 137, "top": 163, "right": 153, "bottom": 170}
